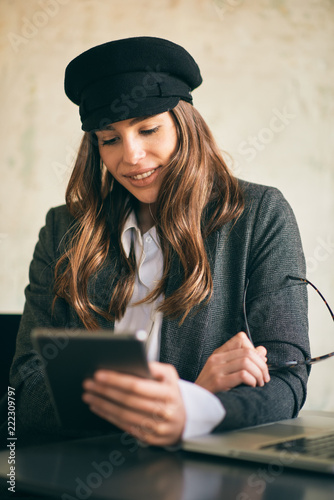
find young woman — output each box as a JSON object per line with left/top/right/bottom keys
{"left": 4, "top": 37, "right": 310, "bottom": 447}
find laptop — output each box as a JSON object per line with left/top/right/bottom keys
{"left": 182, "top": 410, "right": 334, "bottom": 474}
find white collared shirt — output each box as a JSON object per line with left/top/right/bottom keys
{"left": 113, "top": 212, "right": 163, "bottom": 360}
{"left": 114, "top": 213, "right": 225, "bottom": 438}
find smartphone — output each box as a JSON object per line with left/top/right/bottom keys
{"left": 31, "top": 328, "right": 151, "bottom": 430}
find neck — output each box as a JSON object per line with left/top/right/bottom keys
{"left": 137, "top": 203, "right": 156, "bottom": 234}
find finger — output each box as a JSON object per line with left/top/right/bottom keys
{"left": 225, "top": 349, "right": 270, "bottom": 384}
{"left": 206, "top": 347, "right": 269, "bottom": 373}
{"left": 83, "top": 389, "right": 180, "bottom": 428}
{"left": 148, "top": 362, "right": 179, "bottom": 382}
{"left": 82, "top": 392, "right": 164, "bottom": 440}
{"left": 214, "top": 331, "right": 254, "bottom": 354}
{"left": 255, "top": 345, "right": 267, "bottom": 359}
{"left": 89, "top": 369, "right": 172, "bottom": 401}
{"left": 200, "top": 362, "right": 263, "bottom": 393}
{"left": 83, "top": 379, "right": 173, "bottom": 421}
{"left": 207, "top": 359, "right": 266, "bottom": 390}
{"left": 196, "top": 347, "right": 270, "bottom": 392}
{"left": 83, "top": 364, "right": 186, "bottom": 446}
{"left": 83, "top": 388, "right": 183, "bottom": 446}
{"left": 223, "top": 357, "right": 268, "bottom": 386}
{"left": 196, "top": 367, "right": 258, "bottom": 393}
{"left": 220, "top": 371, "right": 258, "bottom": 390}
{"left": 83, "top": 364, "right": 184, "bottom": 423}
{"left": 96, "top": 362, "right": 179, "bottom": 387}
{"left": 90, "top": 363, "right": 180, "bottom": 403}
{"left": 82, "top": 391, "right": 147, "bottom": 427}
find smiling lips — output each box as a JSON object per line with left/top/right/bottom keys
{"left": 128, "top": 167, "right": 160, "bottom": 181}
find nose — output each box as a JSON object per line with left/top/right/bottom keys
{"left": 122, "top": 136, "right": 146, "bottom": 165}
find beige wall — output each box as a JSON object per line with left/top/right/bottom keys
{"left": 1, "top": 0, "right": 334, "bottom": 410}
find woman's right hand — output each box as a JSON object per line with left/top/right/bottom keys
{"left": 195, "top": 331, "right": 270, "bottom": 393}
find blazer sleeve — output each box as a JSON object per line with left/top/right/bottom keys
{"left": 214, "top": 186, "right": 310, "bottom": 432}
{"left": 2, "top": 208, "right": 98, "bottom": 445}
{"left": 4, "top": 209, "right": 66, "bottom": 443}
{"left": 1, "top": 207, "right": 121, "bottom": 447}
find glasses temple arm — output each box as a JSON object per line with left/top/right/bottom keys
{"left": 288, "top": 275, "right": 334, "bottom": 322}
{"left": 243, "top": 278, "right": 254, "bottom": 345}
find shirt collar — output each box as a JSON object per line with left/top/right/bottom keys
{"left": 121, "top": 211, "right": 159, "bottom": 257}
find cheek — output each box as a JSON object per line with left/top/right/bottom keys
{"left": 158, "top": 135, "right": 178, "bottom": 162}
{"left": 168, "top": 130, "right": 179, "bottom": 158}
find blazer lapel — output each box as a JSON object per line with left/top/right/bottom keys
{"left": 87, "top": 237, "right": 120, "bottom": 328}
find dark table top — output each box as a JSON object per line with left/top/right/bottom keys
{"left": 0, "top": 431, "right": 334, "bottom": 500}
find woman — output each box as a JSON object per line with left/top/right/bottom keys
{"left": 5, "top": 37, "right": 310, "bottom": 447}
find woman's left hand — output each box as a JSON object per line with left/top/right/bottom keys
{"left": 195, "top": 331, "right": 270, "bottom": 393}
{"left": 82, "top": 362, "right": 186, "bottom": 446}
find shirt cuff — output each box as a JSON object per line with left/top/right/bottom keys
{"left": 178, "top": 379, "right": 226, "bottom": 440}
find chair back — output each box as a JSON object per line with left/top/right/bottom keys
{"left": 0, "top": 314, "right": 21, "bottom": 398}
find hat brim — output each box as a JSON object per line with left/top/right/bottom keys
{"left": 83, "top": 96, "right": 180, "bottom": 132}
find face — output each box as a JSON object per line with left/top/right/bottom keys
{"left": 96, "top": 112, "right": 178, "bottom": 206}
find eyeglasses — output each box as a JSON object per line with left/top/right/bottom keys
{"left": 243, "top": 276, "right": 334, "bottom": 371}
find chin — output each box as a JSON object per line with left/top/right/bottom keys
{"left": 137, "top": 198, "right": 158, "bottom": 206}
{"left": 133, "top": 192, "right": 159, "bottom": 206}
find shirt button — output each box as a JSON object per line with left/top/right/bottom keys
{"left": 146, "top": 236, "right": 152, "bottom": 243}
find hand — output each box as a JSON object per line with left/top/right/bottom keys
{"left": 82, "top": 362, "right": 186, "bottom": 446}
{"left": 195, "top": 331, "right": 270, "bottom": 393}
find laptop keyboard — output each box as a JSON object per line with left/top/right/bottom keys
{"left": 261, "top": 433, "right": 334, "bottom": 459}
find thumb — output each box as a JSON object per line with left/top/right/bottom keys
{"left": 148, "top": 361, "right": 179, "bottom": 382}
{"left": 255, "top": 345, "right": 267, "bottom": 359}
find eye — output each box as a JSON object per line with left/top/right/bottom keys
{"left": 140, "top": 126, "right": 159, "bottom": 136}
{"left": 101, "top": 137, "right": 118, "bottom": 146}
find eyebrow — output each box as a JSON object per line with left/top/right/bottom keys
{"left": 102, "top": 115, "right": 156, "bottom": 131}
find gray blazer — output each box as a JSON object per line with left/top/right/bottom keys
{"left": 4, "top": 180, "right": 310, "bottom": 446}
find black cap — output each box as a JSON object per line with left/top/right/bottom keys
{"left": 64, "top": 36, "right": 203, "bottom": 131}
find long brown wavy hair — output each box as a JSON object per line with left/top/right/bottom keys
{"left": 53, "top": 101, "right": 244, "bottom": 329}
